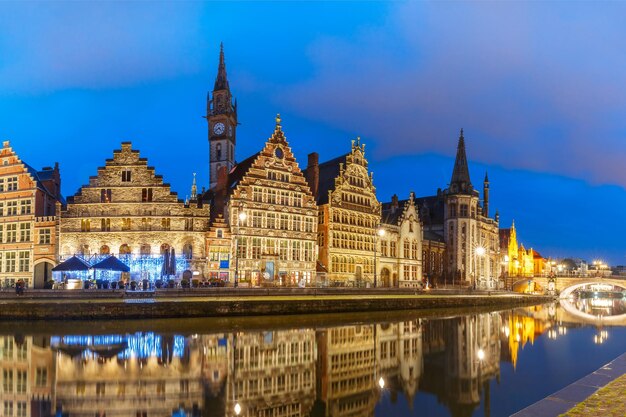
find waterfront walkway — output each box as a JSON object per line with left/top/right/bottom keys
{"left": 512, "top": 352, "right": 626, "bottom": 417}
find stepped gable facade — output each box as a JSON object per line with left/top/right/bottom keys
{"left": 304, "top": 138, "right": 381, "bottom": 286}
{"left": 379, "top": 192, "right": 423, "bottom": 288}
{"left": 212, "top": 116, "right": 318, "bottom": 286}
{"left": 59, "top": 142, "right": 209, "bottom": 280}
{"left": 0, "top": 141, "right": 62, "bottom": 288}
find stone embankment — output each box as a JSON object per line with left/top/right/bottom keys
{"left": 0, "top": 288, "right": 553, "bottom": 320}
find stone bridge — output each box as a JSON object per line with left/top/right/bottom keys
{"left": 512, "top": 276, "right": 626, "bottom": 297}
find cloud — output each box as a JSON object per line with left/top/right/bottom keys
{"left": 279, "top": 2, "right": 626, "bottom": 188}
{"left": 0, "top": 2, "right": 206, "bottom": 92}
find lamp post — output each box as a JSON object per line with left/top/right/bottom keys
{"left": 474, "top": 245, "right": 486, "bottom": 290}
{"left": 234, "top": 210, "right": 247, "bottom": 288}
{"left": 373, "top": 226, "right": 385, "bottom": 288}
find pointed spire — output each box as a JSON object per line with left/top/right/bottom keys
{"left": 484, "top": 171, "right": 489, "bottom": 183}
{"left": 214, "top": 42, "right": 230, "bottom": 91}
{"left": 191, "top": 172, "right": 197, "bottom": 200}
{"left": 450, "top": 128, "right": 472, "bottom": 193}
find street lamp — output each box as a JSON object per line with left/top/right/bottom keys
{"left": 373, "top": 226, "right": 385, "bottom": 288}
{"left": 378, "top": 376, "right": 385, "bottom": 390}
{"left": 474, "top": 245, "right": 486, "bottom": 290}
{"left": 234, "top": 210, "right": 247, "bottom": 288}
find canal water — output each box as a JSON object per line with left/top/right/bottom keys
{"left": 1, "top": 299, "right": 625, "bottom": 417}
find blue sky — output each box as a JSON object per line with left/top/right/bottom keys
{"left": 0, "top": 1, "right": 624, "bottom": 264}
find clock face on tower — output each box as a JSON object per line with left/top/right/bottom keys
{"left": 213, "top": 122, "right": 225, "bottom": 135}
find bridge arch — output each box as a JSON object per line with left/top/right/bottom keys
{"left": 511, "top": 279, "right": 544, "bottom": 294}
{"left": 559, "top": 280, "right": 626, "bottom": 299}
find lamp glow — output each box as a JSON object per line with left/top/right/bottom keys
{"left": 234, "top": 403, "right": 241, "bottom": 415}
{"left": 475, "top": 246, "right": 486, "bottom": 257}
{"left": 477, "top": 348, "right": 485, "bottom": 361}
{"left": 378, "top": 376, "right": 385, "bottom": 389}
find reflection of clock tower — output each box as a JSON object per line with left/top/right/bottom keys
{"left": 207, "top": 43, "right": 237, "bottom": 190}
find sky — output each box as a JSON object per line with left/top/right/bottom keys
{"left": 0, "top": 1, "right": 624, "bottom": 265}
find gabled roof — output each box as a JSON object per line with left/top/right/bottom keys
{"left": 424, "top": 230, "right": 445, "bottom": 243}
{"left": 381, "top": 199, "right": 409, "bottom": 225}
{"left": 227, "top": 152, "right": 260, "bottom": 190}
{"left": 304, "top": 154, "right": 347, "bottom": 205}
{"left": 414, "top": 195, "right": 445, "bottom": 226}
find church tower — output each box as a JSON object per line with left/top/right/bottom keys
{"left": 207, "top": 43, "right": 237, "bottom": 190}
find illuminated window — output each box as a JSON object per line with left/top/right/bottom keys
{"left": 6, "top": 177, "right": 17, "bottom": 191}
{"left": 100, "top": 245, "right": 110, "bottom": 255}
{"left": 101, "top": 189, "right": 112, "bottom": 203}
{"left": 39, "top": 228, "right": 51, "bottom": 244}
{"left": 101, "top": 218, "right": 111, "bottom": 232}
{"left": 161, "top": 218, "right": 170, "bottom": 231}
{"left": 122, "top": 218, "right": 131, "bottom": 231}
{"left": 119, "top": 244, "right": 131, "bottom": 255}
{"left": 81, "top": 219, "right": 90, "bottom": 232}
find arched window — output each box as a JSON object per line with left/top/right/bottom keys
{"left": 216, "top": 143, "right": 222, "bottom": 161}
{"left": 140, "top": 244, "right": 151, "bottom": 256}
{"left": 79, "top": 244, "right": 89, "bottom": 255}
{"left": 160, "top": 244, "right": 170, "bottom": 254}
{"left": 183, "top": 243, "right": 193, "bottom": 259}
{"left": 100, "top": 245, "right": 110, "bottom": 255}
{"left": 119, "top": 244, "right": 131, "bottom": 255}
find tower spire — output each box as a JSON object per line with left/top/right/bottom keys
{"left": 214, "top": 42, "right": 230, "bottom": 91}
{"left": 191, "top": 172, "right": 197, "bottom": 200}
{"left": 483, "top": 170, "right": 490, "bottom": 217}
{"left": 450, "top": 128, "right": 472, "bottom": 193}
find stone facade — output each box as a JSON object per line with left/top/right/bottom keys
{"left": 59, "top": 142, "right": 209, "bottom": 281}
{"left": 418, "top": 131, "right": 500, "bottom": 288}
{"left": 212, "top": 117, "right": 318, "bottom": 286}
{"left": 0, "top": 141, "right": 62, "bottom": 288}
{"left": 379, "top": 193, "right": 423, "bottom": 288}
{"left": 305, "top": 139, "right": 381, "bottom": 286}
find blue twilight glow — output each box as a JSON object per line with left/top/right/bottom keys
{"left": 0, "top": 3, "right": 624, "bottom": 264}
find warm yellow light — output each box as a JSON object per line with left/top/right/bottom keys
{"left": 477, "top": 348, "right": 485, "bottom": 361}
{"left": 234, "top": 403, "right": 242, "bottom": 415}
{"left": 504, "top": 255, "right": 510, "bottom": 262}
{"left": 238, "top": 211, "right": 247, "bottom": 222}
{"left": 378, "top": 376, "right": 385, "bottom": 389}
{"left": 377, "top": 228, "right": 385, "bottom": 237}
{"left": 475, "top": 246, "right": 486, "bottom": 257}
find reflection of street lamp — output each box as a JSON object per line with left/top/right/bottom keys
{"left": 234, "top": 210, "right": 247, "bottom": 288}
{"left": 234, "top": 403, "right": 241, "bottom": 416}
{"left": 378, "top": 376, "right": 385, "bottom": 390}
{"left": 477, "top": 348, "right": 485, "bottom": 361}
{"left": 373, "top": 226, "right": 385, "bottom": 288}
{"left": 474, "top": 246, "right": 486, "bottom": 289}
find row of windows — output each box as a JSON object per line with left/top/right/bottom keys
{"left": 0, "top": 177, "right": 18, "bottom": 193}
{"left": 80, "top": 218, "right": 197, "bottom": 232}
{"left": 233, "top": 371, "right": 313, "bottom": 400}
{"left": 332, "top": 232, "right": 375, "bottom": 252}
{"left": 340, "top": 191, "right": 372, "bottom": 207}
{"left": 0, "top": 252, "right": 30, "bottom": 273}
{"left": 331, "top": 210, "right": 378, "bottom": 228}
{"left": 2, "top": 369, "right": 27, "bottom": 394}
{"left": 3, "top": 401, "right": 27, "bottom": 417}
{"left": 236, "top": 237, "right": 315, "bottom": 262}
{"left": 267, "top": 170, "right": 290, "bottom": 182}
{"left": 0, "top": 224, "right": 34, "bottom": 244}
{"left": 245, "top": 211, "right": 315, "bottom": 233}
{"left": 74, "top": 379, "right": 193, "bottom": 397}
{"left": 402, "top": 265, "right": 420, "bottom": 280}
{"left": 448, "top": 203, "right": 477, "bottom": 218}
{"left": 330, "top": 256, "right": 374, "bottom": 274}
{"left": 251, "top": 187, "right": 303, "bottom": 207}
{"left": 0, "top": 338, "right": 26, "bottom": 360}
{"left": 100, "top": 188, "right": 154, "bottom": 203}
{"left": 0, "top": 200, "right": 32, "bottom": 217}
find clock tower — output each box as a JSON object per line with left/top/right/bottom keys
{"left": 207, "top": 43, "right": 237, "bottom": 190}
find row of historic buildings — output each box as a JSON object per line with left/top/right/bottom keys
{"left": 0, "top": 45, "right": 548, "bottom": 289}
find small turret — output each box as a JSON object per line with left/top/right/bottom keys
{"left": 483, "top": 171, "right": 490, "bottom": 217}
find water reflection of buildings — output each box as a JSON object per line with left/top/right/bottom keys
{"left": 499, "top": 314, "right": 547, "bottom": 370}
{"left": 0, "top": 335, "right": 54, "bottom": 417}
{"left": 0, "top": 312, "right": 513, "bottom": 417}
{"left": 421, "top": 313, "right": 501, "bottom": 417}
{"left": 53, "top": 333, "right": 203, "bottom": 417}
{"left": 225, "top": 330, "right": 317, "bottom": 417}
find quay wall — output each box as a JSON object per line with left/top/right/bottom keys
{"left": 0, "top": 289, "right": 553, "bottom": 320}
